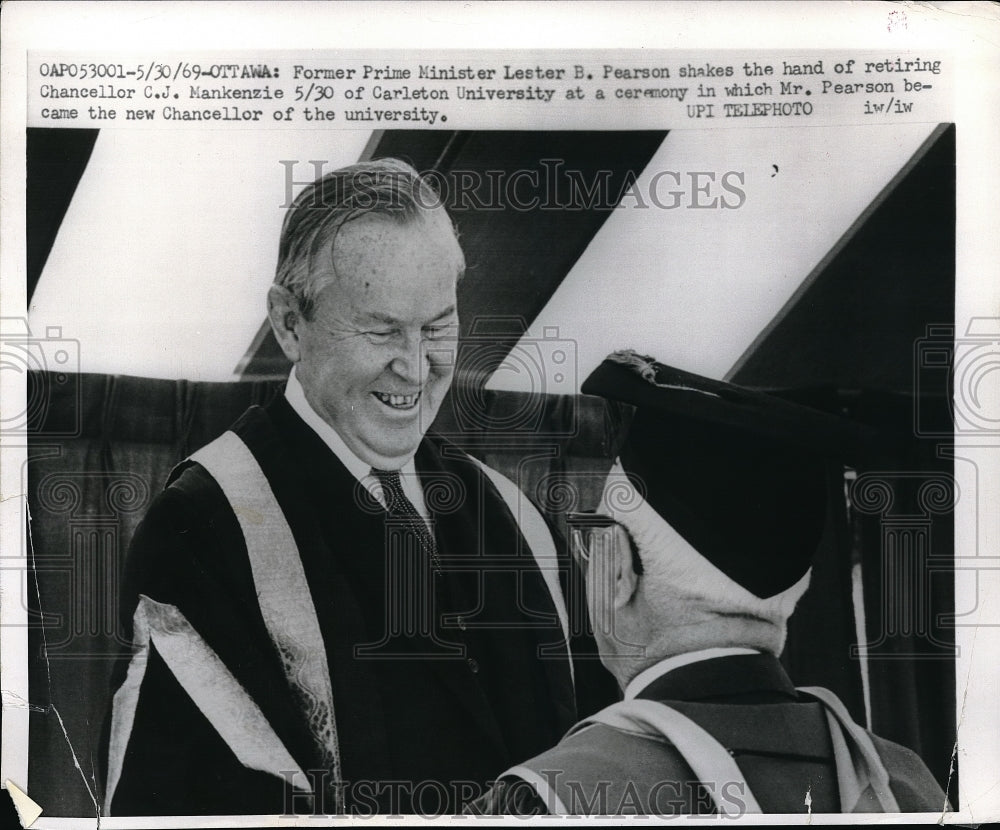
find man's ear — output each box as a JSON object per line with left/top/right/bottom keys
{"left": 267, "top": 284, "right": 303, "bottom": 363}
{"left": 612, "top": 525, "right": 641, "bottom": 611}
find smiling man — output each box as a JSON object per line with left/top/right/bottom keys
{"left": 269, "top": 174, "right": 465, "bottom": 469}
{"left": 103, "top": 159, "right": 576, "bottom": 817}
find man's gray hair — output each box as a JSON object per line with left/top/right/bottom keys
{"left": 274, "top": 157, "right": 458, "bottom": 319}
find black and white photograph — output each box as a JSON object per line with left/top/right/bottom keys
{"left": 1, "top": 2, "right": 998, "bottom": 826}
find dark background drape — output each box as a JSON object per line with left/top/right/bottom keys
{"left": 26, "top": 371, "right": 956, "bottom": 816}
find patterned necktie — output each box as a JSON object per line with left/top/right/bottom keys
{"left": 371, "top": 468, "right": 440, "bottom": 571}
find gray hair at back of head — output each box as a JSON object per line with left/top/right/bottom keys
{"left": 274, "top": 157, "right": 457, "bottom": 319}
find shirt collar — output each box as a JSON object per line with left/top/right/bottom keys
{"left": 284, "top": 367, "right": 418, "bottom": 484}
{"left": 623, "top": 647, "right": 760, "bottom": 700}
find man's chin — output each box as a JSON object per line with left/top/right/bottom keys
{"left": 356, "top": 428, "right": 425, "bottom": 469}
{"left": 352, "top": 399, "right": 443, "bottom": 466}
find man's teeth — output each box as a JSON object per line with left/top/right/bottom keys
{"left": 375, "top": 392, "right": 420, "bottom": 408}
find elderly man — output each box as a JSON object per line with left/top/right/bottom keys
{"left": 472, "top": 350, "right": 947, "bottom": 816}
{"left": 103, "top": 159, "right": 576, "bottom": 816}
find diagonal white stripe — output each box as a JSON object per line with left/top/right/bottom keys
{"left": 104, "top": 596, "right": 307, "bottom": 816}
{"left": 798, "top": 685, "right": 900, "bottom": 812}
{"left": 191, "top": 431, "right": 342, "bottom": 805}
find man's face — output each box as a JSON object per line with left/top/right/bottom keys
{"left": 292, "top": 210, "right": 462, "bottom": 469}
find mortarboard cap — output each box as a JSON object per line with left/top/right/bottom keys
{"left": 581, "top": 350, "right": 879, "bottom": 598}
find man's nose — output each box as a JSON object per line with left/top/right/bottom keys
{"left": 389, "top": 332, "right": 429, "bottom": 386}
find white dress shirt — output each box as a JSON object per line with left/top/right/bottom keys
{"left": 623, "top": 647, "right": 761, "bottom": 700}
{"left": 284, "top": 368, "right": 430, "bottom": 522}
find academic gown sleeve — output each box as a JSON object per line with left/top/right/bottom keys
{"left": 102, "top": 469, "right": 296, "bottom": 816}
{"left": 463, "top": 776, "right": 552, "bottom": 816}
{"left": 870, "top": 732, "right": 951, "bottom": 812}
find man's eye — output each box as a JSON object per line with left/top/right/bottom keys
{"left": 424, "top": 324, "right": 457, "bottom": 339}
{"left": 365, "top": 330, "right": 395, "bottom": 342}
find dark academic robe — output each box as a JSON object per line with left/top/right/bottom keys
{"left": 471, "top": 653, "right": 947, "bottom": 815}
{"left": 104, "top": 396, "right": 577, "bottom": 816}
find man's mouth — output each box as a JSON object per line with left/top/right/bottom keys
{"left": 372, "top": 391, "right": 421, "bottom": 410}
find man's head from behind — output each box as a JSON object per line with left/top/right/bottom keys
{"left": 268, "top": 158, "right": 465, "bottom": 470}
{"left": 574, "top": 350, "right": 876, "bottom": 689}
{"left": 573, "top": 465, "right": 814, "bottom": 691}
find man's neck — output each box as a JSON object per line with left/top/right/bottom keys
{"left": 283, "top": 368, "right": 428, "bottom": 520}
{"left": 284, "top": 368, "right": 379, "bottom": 481}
